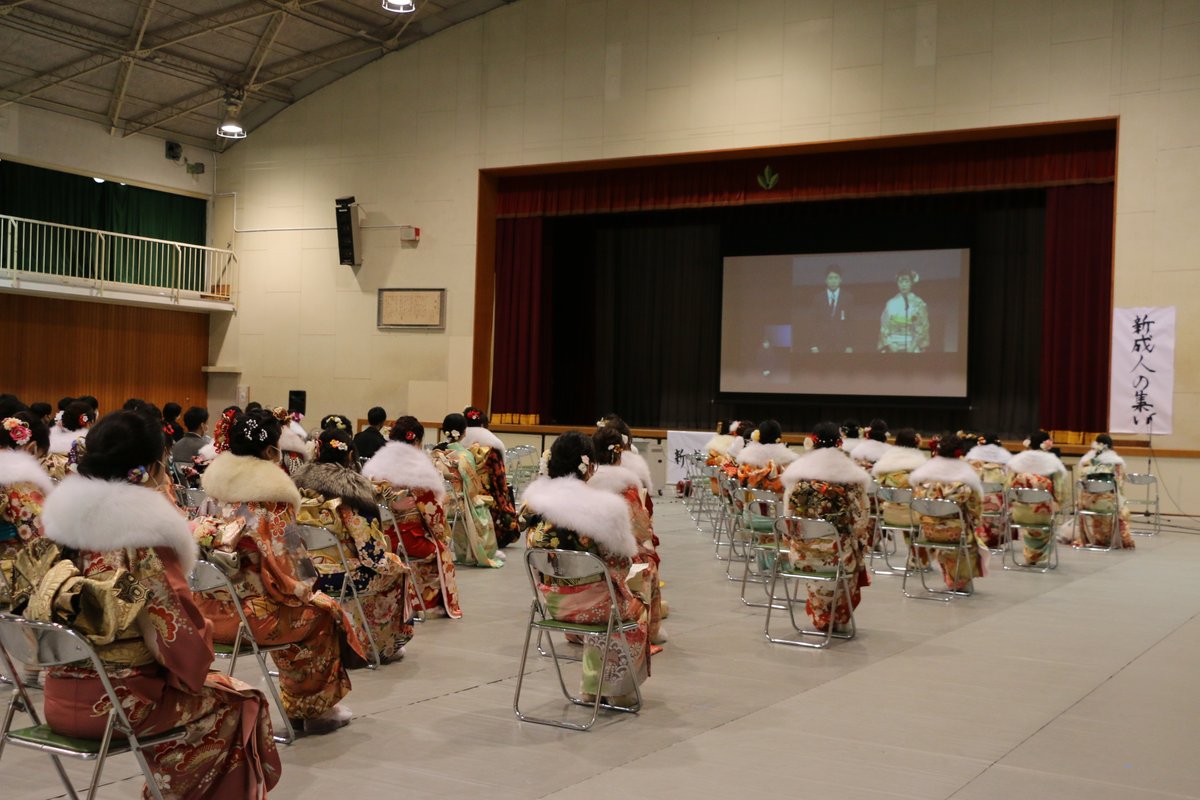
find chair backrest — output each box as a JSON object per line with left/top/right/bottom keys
{"left": 1080, "top": 479, "right": 1117, "bottom": 495}
{"left": 981, "top": 481, "right": 1005, "bottom": 494}
{"left": 743, "top": 488, "right": 782, "bottom": 517}
{"left": 188, "top": 559, "right": 234, "bottom": 594}
{"left": 876, "top": 486, "right": 913, "bottom": 503}
{"left": 0, "top": 613, "right": 95, "bottom": 669}
{"left": 774, "top": 515, "right": 839, "bottom": 542}
{"left": 292, "top": 524, "right": 340, "bottom": 551}
{"left": 866, "top": 480, "right": 880, "bottom": 498}
{"left": 525, "top": 548, "right": 609, "bottom": 583}
{"left": 910, "top": 497, "right": 962, "bottom": 519}
{"left": 182, "top": 487, "right": 208, "bottom": 509}
{"left": 1126, "top": 472, "right": 1156, "bottom": 486}
{"left": 1011, "top": 487, "right": 1053, "bottom": 504}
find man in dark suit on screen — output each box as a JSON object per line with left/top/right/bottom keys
{"left": 804, "top": 266, "right": 855, "bottom": 353}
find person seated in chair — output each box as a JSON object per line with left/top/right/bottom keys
{"left": 735, "top": 419, "right": 798, "bottom": 493}
{"left": 908, "top": 433, "right": 987, "bottom": 591}
{"left": 1005, "top": 431, "right": 1068, "bottom": 566}
{"left": 1071, "top": 434, "right": 1134, "bottom": 550}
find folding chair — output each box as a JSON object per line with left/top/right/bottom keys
{"left": 1003, "top": 488, "right": 1060, "bottom": 572}
{"left": 0, "top": 613, "right": 188, "bottom": 800}
{"left": 713, "top": 475, "right": 743, "bottom": 562}
{"left": 764, "top": 516, "right": 856, "bottom": 648}
{"left": 292, "top": 525, "right": 382, "bottom": 669}
{"left": 514, "top": 549, "right": 642, "bottom": 731}
{"left": 186, "top": 561, "right": 296, "bottom": 744}
{"left": 737, "top": 489, "right": 786, "bottom": 608}
{"left": 873, "top": 486, "right": 916, "bottom": 576}
{"left": 178, "top": 487, "right": 209, "bottom": 518}
{"left": 903, "top": 497, "right": 975, "bottom": 601}
{"left": 441, "top": 479, "right": 463, "bottom": 534}
{"left": 979, "top": 480, "right": 1009, "bottom": 554}
{"left": 1074, "top": 478, "right": 1124, "bottom": 552}
{"left": 376, "top": 502, "right": 431, "bottom": 623}
{"left": 1125, "top": 472, "right": 1160, "bottom": 535}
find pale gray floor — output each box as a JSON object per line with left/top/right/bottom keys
{"left": 7, "top": 499, "right": 1200, "bottom": 799}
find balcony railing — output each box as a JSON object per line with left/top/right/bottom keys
{"left": 0, "top": 214, "right": 236, "bottom": 306}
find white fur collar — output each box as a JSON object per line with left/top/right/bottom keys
{"left": 620, "top": 451, "right": 654, "bottom": 492}
{"left": 704, "top": 433, "right": 735, "bottom": 455}
{"left": 202, "top": 452, "right": 302, "bottom": 508}
{"left": 1080, "top": 449, "right": 1124, "bottom": 468}
{"left": 362, "top": 442, "right": 445, "bottom": 499}
{"left": 588, "top": 464, "right": 641, "bottom": 495}
{"left": 461, "top": 426, "right": 506, "bottom": 453}
{"left": 278, "top": 427, "right": 311, "bottom": 458}
{"left": 48, "top": 427, "right": 82, "bottom": 455}
{"left": 42, "top": 476, "right": 196, "bottom": 573}
{"left": 0, "top": 449, "right": 54, "bottom": 495}
{"left": 782, "top": 446, "right": 871, "bottom": 490}
{"left": 1007, "top": 449, "right": 1066, "bottom": 476}
{"left": 729, "top": 437, "right": 745, "bottom": 456}
{"left": 840, "top": 437, "right": 863, "bottom": 454}
{"left": 737, "top": 441, "right": 798, "bottom": 468}
{"left": 871, "top": 447, "right": 928, "bottom": 477}
{"left": 850, "top": 439, "right": 891, "bottom": 464}
{"left": 520, "top": 476, "right": 637, "bottom": 558}
{"left": 909, "top": 456, "right": 983, "bottom": 495}
{"left": 965, "top": 443, "right": 1012, "bottom": 464}
{"left": 197, "top": 443, "right": 217, "bottom": 463}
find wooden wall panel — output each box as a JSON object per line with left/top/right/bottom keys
{"left": 1, "top": 293, "right": 208, "bottom": 414}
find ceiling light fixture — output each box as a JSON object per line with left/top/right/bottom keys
{"left": 217, "top": 92, "right": 247, "bottom": 139}
{"left": 382, "top": 0, "right": 415, "bottom": 12}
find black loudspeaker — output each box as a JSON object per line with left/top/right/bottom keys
{"left": 334, "top": 196, "right": 362, "bottom": 266}
{"left": 287, "top": 390, "right": 307, "bottom": 416}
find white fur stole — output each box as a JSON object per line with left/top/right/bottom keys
{"left": 782, "top": 446, "right": 872, "bottom": 491}
{"left": 737, "top": 441, "right": 799, "bottom": 468}
{"left": 871, "top": 447, "right": 928, "bottom": 477}
{"left": 909, "top": 456, "right": 983, "bottom": 496}
{"left": 202, "top": 452, "right": 302, "bottom": 508}
{"left": 0, "top": 449, "right": 54, "bottom": 496}
{"left": 1007, "top": 449, "right": 1066, "bottom": 477}
{"left": 520, "top": 476, "right": 637, "bottom": 558}
{"left": 362, "top": 442, "right": 446, "bottom": 500}
{"left": 461, "top": 427, "right": 506, "bottom": 453}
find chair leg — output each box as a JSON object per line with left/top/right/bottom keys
{"left": 257, "top": 650, "right": 296, "bottom": 744}
{"left": 85, "top": 713, "right": 118, "bottom": 800}
{"left": 130, "top": 737, "right": 167, "bottom": 800}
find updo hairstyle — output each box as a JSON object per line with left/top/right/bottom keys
{"left": 547, "top": 431, "right": 595, "bottom": 480}
{"left": 228, "top": 410, "right": 282, "bottom": 458}
{"left": 77, "top": 410, "right": 164, "bottom": 481}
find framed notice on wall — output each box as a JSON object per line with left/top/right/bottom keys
{"left": 377, "top": 289, "right": 446, "bottom": 330}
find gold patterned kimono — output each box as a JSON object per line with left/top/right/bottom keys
{"left": 910, "top": 457, "right": 988, "bottom": 591}
{"left": 431, "top": 442, "right": 503, "bottom": 568}
{"left": 31, "top": 476, "right": 280, "bottom": 800}
{"left": 1074, "top": 450, "right": 1135, "bottom": 549}
{"left": 1006, "top": 449, "right": 1068, "bottom": 565}
{"left": 0, "top": 449, "right": 53, "bottom": 605}
{"left": 871, "top": 446, "right": 930, "bottom": 566}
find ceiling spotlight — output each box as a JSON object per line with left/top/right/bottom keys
{"left": 382, "top": 0, "right": 415, "bottom": 12}
{"left": 217, "top": 93, "right": 247, "bottom": 139}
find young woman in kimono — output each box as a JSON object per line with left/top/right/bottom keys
{"left": 965, "top": 433, "right": 1012, "bottom": 549}
{"left": 735, "top": 419, "right": 798, "bottom": 493}
{"left": 32, "top": 410, "right": 281, "bottom": 799}
{"left": 363, "top": 416, "right": 463, "bottom": 619}
{"left": 839, "top": 419, "right": 865, "bottom": 456}
{"left": 1073, "top": 434, "right": 1135, "bottom": 550}
{"left": 293, "top": 427, "right": 413, "bottom": 663}
{"left": 520, "top": 431, "right": 649, "bottom": 704}
{"left": 273, "top": 407, "right": 312, "bottom": 476}
{"left": 705, "top": 420, "right": 743, "bottom": 466}
{"left": 908, "top": 434, "right": 988, "bottom": 591}
{"left": 877, "top": 270, "right": 929, "bottom": 353}
{"left": 779, "top": 422, "right": 873, "bottom": 631}
{"left": 430, "top": 413, "right": 504, "bottom": 568}
{"left": 598, "top": 414, "right": 655, "bottom": 500}
{"left": 872, "top": 428, "right": 930, "bottom": 566}
{"left": 1006, "top": 431, "right": 1068, "bottom": 566}
{"left": 589, "top": 425, "right": 667, "bottom": 646}
{"left": 197, "top": 410, "right": 365, "bottom": 735}
{"left": 48, "top": 399, "right": 92, "bottom": 457}
{"left": 460, "top": 406, "right": 520, "bottom": 548}
{"left": 850, "top": 419, "right": 891, "bottom": 471}
{"left": 0, "top": 412, "right": 52, "bottom": 607}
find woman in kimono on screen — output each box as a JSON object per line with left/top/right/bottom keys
{"left": 878, "top": 270, "right": 930, "bottom": 353}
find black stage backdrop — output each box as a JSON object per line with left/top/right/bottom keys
{"left": 544, "top": 189, "right": 1045, "bottom": 436}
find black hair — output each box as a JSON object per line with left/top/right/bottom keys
{"left": 141, "top": 403, "right": 163, "bottom": 421}
{"left": 756, "top": 419, "right": 783, "bottom": 445}
{"left": 320, "top": 414, "right": 353, "bottom": 433}
{"left": 599, "top": 413, "right": 633, "bottom": 443}
{"left": 1094, "top": 433, "right": 1114, "bottom": 448}
{"left": 547, "top": 431, "right": 594, "bottom": 480}
{"left": 77, "top": 410, "right": 164, "bottom": 481}
{"left": 62, "top": 401, "right": 94, "bottom": 432}
{"left": 980, "top": 432, "right": 1002, "bottom": 446}
{"left": 810, "top": 421, "right": 841, "bottom": 449}
{"left": 245, "top": 401, "right": 263, "bottom": 414}
{"left": 228, "top": 410, "right": 282, "bottom": 458}
{"left": 1026, "top": 430, "right": 1052, "bottom": 450}
{"left": 222, "top": 405, "right": 242, "bottom": 416}
{"left": 315, "top": 427, "right": 355, "bottom": 465}
{"left": 390, "top": 415, "right": 424, "bottom": 446}
{"left": 0, "top": 394, "right": 25, "bottom": 419}
{"left": 367, "top": 406, "right": 387, "bottom": 427}
{"left": 463, "top": 406, "right": 487, "bottom": 428}
{"left": 866, "top": 418, "right": 889, "bottom": 442}
{"left": 840, "top": 419, "right": 862, "bottom": 439}
{"left": 183, "top": 406, "right": 209, "bottom": 431}
{"left": 894, "top": 428, "right": 920, "bottom": 449}
{"left": 441, "top": 413, "right": 466, "bottom": 440}
{"left": 734, "top": 420, "right": 755, "bottom": 441}
{"left": 57, "top": 396, "right": 75, "bottom": 412}
{"left": 78, "top": 395, "right": 99, "bottom": 412}
{"left": 935, "top": 432, "right": 965, "bottom": 459}
{"left": 592, "top": 426, "right": 626, "bottom": 466}
{"left": 0, "top": 411, "right": 44, "bottom": 451}
{"left": 162, "top": 403, "right": 181, "bottom": 422}
{"left": 715, "top": 419, "right": 729, "bottom": 435}
{"left": 29, "top": 402, "right": 52, "bottom": 419}
{"left": 122, "top": 398, "right": 146, "bottom": 412}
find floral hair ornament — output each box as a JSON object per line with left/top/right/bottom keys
{"left": 537, "top": 448, "right": 551, "bottom": 476}
{"left": 446, "top": 429, "right": 461, "bottom": 442}
{"left": 242, "top": 418, "right": 269, "bottom": 443}
{"left": 751, "top": 429, "right": 761, "bottom": 443}
{"left": 1040, "top": 437, "right": 1054, "bottom": 452}
{"left": 79, "top": 413, "right": 90, "bottom": 427}
{"left": 290, "top": 411, "right": 304, "bottom": 423}
{"left": 2, "top": 417, "right": 32, "bottom": 447}
{"left": 272, "top": 407, "right": 290, "bottom": 423}
{"left": 595, "top": 418, "right": 607, "bottom": 428}
{"left": 728, "top": 420, "right": 740, "bottom": 434}
{"left": 803, "top": 435, "right": 815, "bottom": 451}
{"left": 404, "top": 429, "right": 417, "bottom": 443}
{"left": 126, "top": 465, "right": 151, "bottom": 485}
{"left": 325, "top": 438, "right": 349, "bottom": 452}
{"left": 577, "top": 454, "right": 591, "bottom": 476}
{"left": 466, "top": 409, "right": 482, "bottom": 422}
{"left": 607, "top": 442, "right": 623, "bottom": 454}
{"left": 1022, "top": 438, "right": 1031, "bottom": 449}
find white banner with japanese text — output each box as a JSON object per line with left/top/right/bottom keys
{"left": 1109, "top": 307, "right": 1174, "bottom": 435}
{"left": 665, "top": 430, "right": 716, "bottom": 487}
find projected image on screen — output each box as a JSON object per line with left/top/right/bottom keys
{"left": 720, "top": 249, "right": 970, "bottom": 397}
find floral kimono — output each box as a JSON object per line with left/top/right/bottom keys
{"left": 277, "top": 427, "right": 311, "bottom": 477}
{"left": 520, "top": 476, "right": 649, "bottom": 699}
{"left": 965, "top": 443, "right": 1012, "bottom": 549}
{"left": 872, "top": 446, "right": 930, "bottom": 565}
{"left": 292, "top": 462, "right": 414, "bottom": 662}
{"left": 32, "top": 476, "right": 280, "bottom": 800}
{"left": 1006, "top": 449, "right": 1068, "bottom": 565}
{"left": 0, "top": 449, "right": 53, "bottom": 605}
{"left": 780, "top": 448, "right": 873, "bottom": 630}
{"left": 41, "top": 451, "right": 71, "bottom": 483}
{"left": 588, "top": 463, "right": 664, "bottom": 644}
{"left": 878, "top": 292, "right": 930, "bottom": 352}
{"left": 197, "top": 453, "right": 365, "bottom": 720}
{"left": 460, "top": 427, "right": 521, "bottom": 548}
{"left": 1074, "top": 449, "right": 1134, "bottom": 549}
{"left": 431, "top": 442, "right": 503, "bottom": 568}
{"left": 363, "top": 441, "right": 463, "bottom": 619}
{"left": 735, "top": 441, "right": 798, "bottom": 494}
{"left": 909, "top": 457, "right": 988, "bottom": 590}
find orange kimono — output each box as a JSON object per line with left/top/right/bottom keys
{"left": 735, "top": 441, "right": 799, "bottom": 494}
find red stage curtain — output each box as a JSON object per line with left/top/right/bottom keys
{"left": 1040, "top": 183, "right": 1114, "bottom": 432}
{"left": 492, "top": 217, "right": 549, "bottom": 420}
{"left": 497, "top": 130, "right": 1115, "bottom": 217}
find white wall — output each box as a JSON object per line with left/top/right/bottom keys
{"left": 211, "top": 0, "right": 1200, "bottom": 485}
{"left": 0, "top": 103, "right": 214, "bottom": 198}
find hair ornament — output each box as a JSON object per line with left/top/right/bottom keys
{"left": 595, "top": 418, "right": 607, "bottom": 428}
{"left": 126, "top": 465, "right": 151, "bottom": 485}
{"left": 621, "top": 433, "right": 630, "bottom": 446}
{"left": 290, "top": 411, "right": 304, "bottom": 423}
{"left": 803, "top": 435, "right": 815, "bottom": 451}
{"left": 751, "top": 429, "right": 761, "bottom": 443}
{"left": 914, "top": 433, "right": 923, "bottom": 447}
{"left": 2, "top": 417, "right": 32, "bottom": 447}
{"left": 326, "top": 438, "right": 349, "bottom": 451}
{"left": 728, "top": 420, "right": 740, "bottom": 434}
{"left": 79, "top": 413, "right": 90, "bottom": 427}
{"left": 607, "top": 442, "right": 622, "bottom": 454}
{"left": 466, "top": 409, "right": 482, "bottom": 422}
{"left": 404, "top": 429, "right": 417, "bottom": 443}
{"left": 271, "top": 407, "right": 289, "bottom": 423}
{"left": 538, "top": 448, "right": 551, "bottom": 476}
{"left": 1092, "top": 439, "right": 1109, "bottom": 452}
{"left": 1022, "top": 438, "right": 1031, "bottom": 449}
{"left": 1040, "top": 437, "right": 1054, "bottom": 452}
{"left": 577, "top": 454, "right": 591, "bottom": 476}
{"left": 446, "top": 429, "right": 461, "bottom": 442}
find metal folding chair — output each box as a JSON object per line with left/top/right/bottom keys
{"left": 186, "top": 561, "right": 296, "bottom": 744}
{"left": 764, "top": 516, "right": 856, "bottom": 648}
{"left": 376, "top": 502, "right": 431, "bottom": 623}
{"left": 292, "top": 525, "right": 382, "bottom": 669}
{"left": 979, "top": 480, "right": 1009, "bottom": 554}
{"left": 1003, "top": 487, "right": 1060, "bottom": 572}
{"left": 177, "top": 487, "right": 209, "bottom": 518}
{"left": 903, "top": 497, "right": 975, "bottom": 601}
{"left": 737, "top": 489, "right": 786, "bottom": 607}
{"left": 1125, "top": 472, "right": 1160, "bottom": 535}
{"left": 873, "top": 486, "right": 916, "bottom": 576}
{"left": 514, "top": 549, "right": 642, "bottom": 731}
{"left": 0, "top": 613, "right": 188, "bottom": 800}
{"left": 1074, "top": 478, "right": 1124, "bottom": 552}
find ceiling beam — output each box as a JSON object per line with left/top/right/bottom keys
{"left": 238, "top": 9, "right": 287, "bottom": 88}
{"left": 106, "top": 0, "right": 158, "bottom": 134}
{"left": 122, "top": 85, "right": 226, "bottom": 138}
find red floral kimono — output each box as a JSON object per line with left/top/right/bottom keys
{"left": 909, "top": 456, "right": 988, "bottom": 591}
{"left": 0, "top": 449, "right": 53, "bottom": 604}
{"left": 33, "top": 476, "right": 280, "bottom": 800}
{"left": 197, "top": 453, "right": 365, "bottom": 720}
{"left": 363, "top": 441, "right": 463, "bottom": 619}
